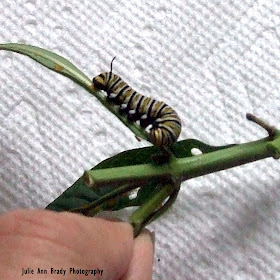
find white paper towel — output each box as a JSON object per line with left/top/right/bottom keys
{"left": 1, "top": 0, "right": 280, "bottom": 279}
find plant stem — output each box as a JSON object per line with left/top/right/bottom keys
{"left": 130, "top": 184, "right": 175, "bottom": 236}
{"left": 246, "top": 113, "right": 276, "bottom": 137}
{"left": 85, "top": 136, "right": 280, "bottom": 188}
{"left": 131, "top": 185, "right": 180, "bottom": 236}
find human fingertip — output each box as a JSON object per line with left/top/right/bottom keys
{"left": 122, "top": 228, "right": 155, "bottom": 280}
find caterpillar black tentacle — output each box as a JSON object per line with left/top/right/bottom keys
{"left": 92, "top": 60, "right": 181, "bottom": 147}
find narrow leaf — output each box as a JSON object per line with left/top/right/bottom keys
{"left": 0, "top": 43, "right": 92, "bottom": 89}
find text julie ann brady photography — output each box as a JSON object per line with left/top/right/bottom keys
{"left": 22, "top": 267, "right": 103, "bottom": 277}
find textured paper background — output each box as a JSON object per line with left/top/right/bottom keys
{"left": 1, "top": 0, "right": 280, "bottom": 279}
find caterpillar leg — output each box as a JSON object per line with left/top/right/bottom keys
{"left": 151, "top": 147, "right": 176, "bottom": 165}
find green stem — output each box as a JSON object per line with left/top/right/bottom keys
{"left": 85, "top": 136, "right": 280, "bottom": 188}
{"left": 132, "top": 186, "right": 180, "bottom": 236}
{"left": 145, "top": 186, "right": 180, "bottom": 224}
{"left": 130, "top": 184, "right": 175, "bottom": 236}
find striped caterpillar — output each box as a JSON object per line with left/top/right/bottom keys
{"left": 92, "top": 59, "right": 181, "bottom": 147}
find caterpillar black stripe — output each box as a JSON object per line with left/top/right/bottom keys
{"left": 92, "top": 59, "right": 181, "bottom": 147}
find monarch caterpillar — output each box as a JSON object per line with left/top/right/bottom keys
{"left": 92, "top": 58, "right": 181, "bottom": 147}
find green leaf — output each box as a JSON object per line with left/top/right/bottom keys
{"left": 0, "top": 43, "right": 92, "bottom": 89}
{"left": 46, "top": 139, "right": 235, "bottom": 213}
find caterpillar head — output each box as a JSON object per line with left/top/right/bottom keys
{"left": 92, "top": 73, "right": 108, "bottom": 90}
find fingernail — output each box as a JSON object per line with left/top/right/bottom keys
{"left": 102, "top": 216, "right": 124, "bottom": 222}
